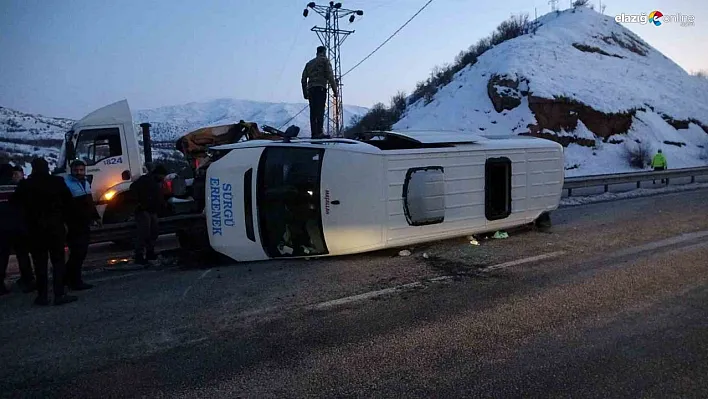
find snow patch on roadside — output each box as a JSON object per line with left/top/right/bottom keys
{"left": 561, "top": 182, "right": 708, "bottom": 206}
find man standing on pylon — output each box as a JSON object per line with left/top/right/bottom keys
{"left": 301, "top": 45, "right": 338, "bottom": 139}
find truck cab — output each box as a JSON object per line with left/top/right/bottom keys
{"left": 55, "top": 100, "right": 148, "bottom": 223}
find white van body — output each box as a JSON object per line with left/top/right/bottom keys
{"left": 205, "top": 131, "right": 564, "bottom": 262}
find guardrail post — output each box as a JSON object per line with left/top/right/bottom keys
{"left": 604, "top": 184, "right": 609, "bottom": 193}
{"left": 567, "top": 188, "right": 572, "bottom": 197}
{"left": 691, "top": 176, "right": 695, "bottom": 184}
{"left": 637, "top": 181, "right": 641, "bottom": 189}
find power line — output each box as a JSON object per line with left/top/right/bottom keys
{"left": 278, "top": 104, "right": 309, "bottom": 129}
{"left": 342, "top": 0, "right": 434, "bottom": 78}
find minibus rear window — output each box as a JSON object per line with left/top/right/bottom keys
{"left": 256, "top": 147, "right": 328, "bottom": 257}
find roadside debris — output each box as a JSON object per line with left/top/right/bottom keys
{"left": 492, "top": 231, "right": 509, "bottom": 239}
{"left": 422, "top": 252, "right": 429, "bottom": 259}
{"left": 469, "top": 238, "right": 480, "bottom": 246}
{"left": 398, "top": 249, "right": 412, "bottom": 257}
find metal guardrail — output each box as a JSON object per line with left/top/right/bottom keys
{"left": 4, "top": 165, "right": 708, "bottom": 244}
{"left": 89, "top": 213, "right": 205, "bottom": 244}
{"left": 563, "top": 166, "right": 708, "bottom": 196}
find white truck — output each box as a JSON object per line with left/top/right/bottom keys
{"left": 54, "top": 99, "right": 174, "bottom": 224}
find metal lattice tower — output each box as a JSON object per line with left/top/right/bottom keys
{"left": 303, "top": 2, "right": 363, "bottom": 137}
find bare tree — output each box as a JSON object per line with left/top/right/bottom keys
{"left": 623, "top": 140, "right": 652, "bottom": 169}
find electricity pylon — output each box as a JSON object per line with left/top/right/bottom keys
{"left": 303, "top": 2, "right": 363, "bottom": 137}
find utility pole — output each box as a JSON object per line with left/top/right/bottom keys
{"left": 549, "top": 0, "right": 559, "bottom": 12}
{"left": 303, "top": 1, "right": 363, "bottom": 137}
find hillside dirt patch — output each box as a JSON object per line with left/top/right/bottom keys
{"left": 661, "top": 114, "right": 708, "bottom": 134}
{"left": 598, "top": 32, "right": 649, "bottom": 56}
{"left": 519, "top": 131, "right": 595, "bottom": 147}
{"left": 572, "top": 43, "right": 623, "bottom": 59}
{"left": 527, "top": 95, "right": 636, "bottom": 141}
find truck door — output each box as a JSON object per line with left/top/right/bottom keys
{"left": 73, "top": 126, "right": 129, "bottom": 201}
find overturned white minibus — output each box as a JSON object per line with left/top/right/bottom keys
{"left": 204, "top": 130, "right": 564, "bottom": 262}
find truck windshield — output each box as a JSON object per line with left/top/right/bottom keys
{"left": 256, "top": 146, "right": 328, "bottom": 257}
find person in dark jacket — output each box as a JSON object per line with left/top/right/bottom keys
{"left": 0, "top": 163, "right": 15, "bottom": 295}
{"left": 301, "top": 46, "right": 338, "bottom": 139}
{"left": 11, "top": 158, "right": 78, "bottom": 306}
{"left": 130, "top": 164, "right": 168, "bottom": 265}
{"left": 0, "top": 164, "right": 35, "bottom": 295}
{"left": 63, "top": 160, "right": 101, "bottom": 290}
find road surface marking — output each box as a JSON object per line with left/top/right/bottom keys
{"left": 199, "top": 269, "right": 213, "bottom": 280}
{"left": 479, "top": 251, "right": 567, "bottom": 273}
{"left": 610, "top": 230, "right": 708, "bottom": 258}
{"left": 87, "top": 271, "right": 153, "bottom": 284}
{"left": 182, "top": 269, "right": 212, "bottom": 300}
{"left": 307, "top": 282, "right": 424, "bottom": 310}
{"left": 307, "top": 251, "right": 565, "bottom": 310}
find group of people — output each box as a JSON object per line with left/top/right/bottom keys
{"left": 0, "top": 158, "right": 90, "bottom": 305}
{"left": 0, "top": 157, "right": 169, "bottom": 306}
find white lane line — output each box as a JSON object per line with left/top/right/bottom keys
{"left": 86, "top": 271, "right": 154, "bottom": 284}
{"left": 307, "top": 282, "right": 424, "bottom": 310}
{"left": 610, "top": 230, "right": 708, "bottom": 258}
{"left": 479, "top": 251, "right": 567, "bottom": 273}
{"left": 307, "top": 251, "right": 565, "bottom": 311}
{"left": 198, "top": 269, "right": 213, "bottom": 280}
{"left": 429, "top": 275, "right": 455, "bottom": 282}
{"left": 182, "top": 269, "right": 212, "bottom": 300}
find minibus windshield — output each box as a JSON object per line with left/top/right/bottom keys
{"left": 256, "top": 146, "right": 328, "bottom": 257}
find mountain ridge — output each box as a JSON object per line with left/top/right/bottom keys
{"left": 0, "top": 98, "right": 368, "bottom": 168}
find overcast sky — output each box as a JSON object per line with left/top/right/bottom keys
{"left": 0, "top": 0, "right": 706, "bottom": 119}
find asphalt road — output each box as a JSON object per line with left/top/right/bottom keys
{"left": 1, "top": 188, "right": 707, "bottom": 398}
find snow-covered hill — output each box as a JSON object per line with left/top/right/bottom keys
{"left": 393, "top": 6, "right": 708, "bottom": 176}
{"left": 1, "top": 98, "right": 368, "bottom": 169}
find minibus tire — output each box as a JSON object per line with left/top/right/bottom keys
{"left": 534, "top": 212, "right": 552, "bottom": 229}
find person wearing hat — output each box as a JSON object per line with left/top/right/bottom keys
{"left": 10, "top": 158, "right": 78, "bottom": 306}
{"left": 129, "top": 163, "right": 168, "bottom": 265}
{"left": 63, "top": 159, "right": 101, "bottom": 290}
{"left": 301, "top": 45, "right": 338, "bottom": 139}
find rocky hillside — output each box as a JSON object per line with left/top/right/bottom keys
{"left": 391, "top": 6, "right": 708, "bottom": 176}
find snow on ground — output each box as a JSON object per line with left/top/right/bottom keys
{"left": 0, "top": 106, "right": 72, "bottom": 142}
{"left": 394, "top": 6, "right": 708, "bottom": 177}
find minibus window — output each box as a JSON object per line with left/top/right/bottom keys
{"left": 256, "top": 147, "right": 328, "bottom": 257}
{"left": 485, "top": 157, "right": 512, "bottom": 220}
{"left": 402, "top": 166, "right": 445, "bottom": 226}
